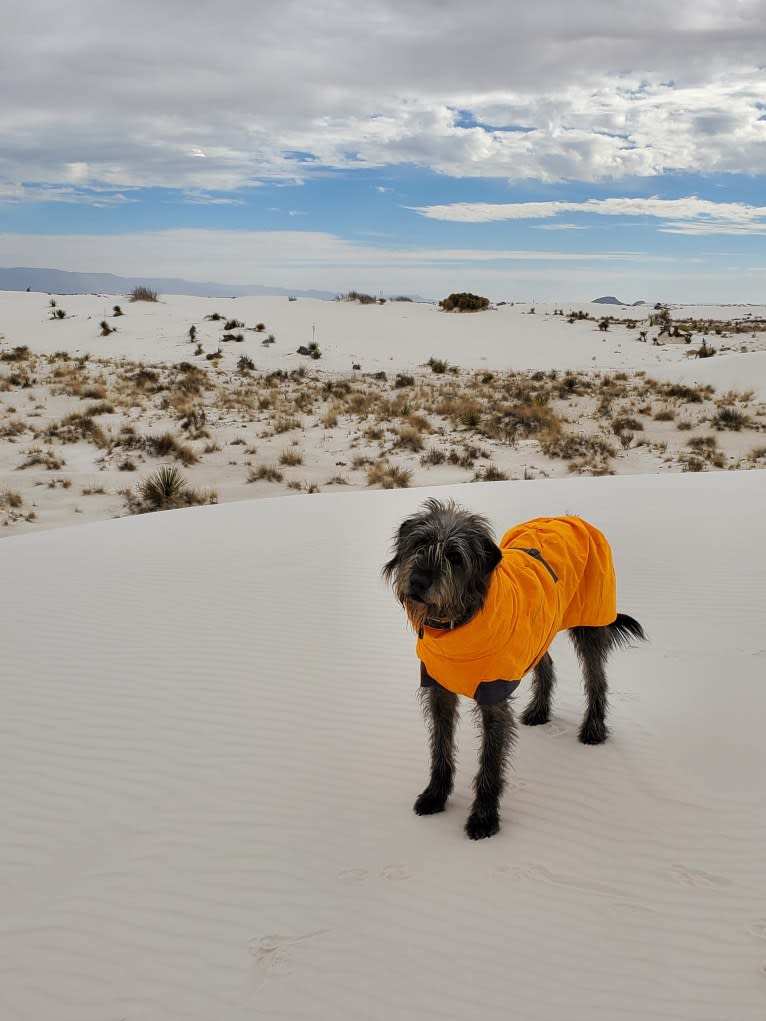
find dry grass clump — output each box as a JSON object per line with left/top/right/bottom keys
{"left": 144, "top": 431, "right": 199, "bottom": 465}
{"left": 712, "top": 406, "right": 749, "bottom": 431}
{"left": 0, "top": 488, "right": 32, "bottom": 525}
{"left": 45, "top": 412, "right": 109, "bottom": 448}
{"left": 18, "top": 446, "right": 66, "bottom": 470}
{"left": 366, "top": 460, "right": 412, "bottom": 488}
{"left": 395, "top": 424, "right": 424, "bottom": 452}
{"left": 421, "top": 446, "right": 447, "bottom": 466}
{"left": 653, "top": 407, "right": 675, "bottom": 421}
{"left": 247, "top": 463, "right": 284, "bottom": 483}
{"left": 484, "top": 402, "right": 562, "bottom": 445}
{"left": 680, "top": 435, "right": 725, "bottom": 471}
{"left": 129, "top": 286, "right": 159, "bottom": 302}
{"left": 0, "top": 346, "right": 31, "bottom": 363}
{"left": 473, "top": 463, "right": 509, "bottom": 482}
{"left": 0, "top": 418, "right": 27, "bottom": 438}
{"left": 279, "top": 448, "right": 304, "bottom": 466}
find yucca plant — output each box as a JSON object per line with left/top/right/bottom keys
{"left": 141, "top": 465, "right": 187, "bottom": 508}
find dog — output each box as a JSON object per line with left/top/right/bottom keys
{"left": 383, "top": 498, "right": 645, "bottom": 840}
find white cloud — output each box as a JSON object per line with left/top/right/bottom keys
{"left": 411, "top": 196, "right": 766, "bottom": 234}
{"left": 1, "top": 1, "right": 766, "bottom": 191}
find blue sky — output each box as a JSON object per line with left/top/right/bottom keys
{"left": 1, "top": 0, "right": 766, "bottom": 301}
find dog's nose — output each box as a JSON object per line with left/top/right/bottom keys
{"left": 407, "top": 569, "right": 431, "bottom": 601}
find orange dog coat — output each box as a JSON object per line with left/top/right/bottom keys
{"left": 415, "top": 516, "right": 617, "bottom": 701}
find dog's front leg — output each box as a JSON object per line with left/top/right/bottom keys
{"left": 466, "top": 699, "right": 516, "bottom": 840}
{"left": 414, "top": 676, "right": 459, "bottom": 816}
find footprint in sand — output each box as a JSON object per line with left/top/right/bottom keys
{"left": 613, "top": 690, "right": 640, "bottom": 702}
{"left": 507, "top": 778, "right": 528, "bottom": 793}
{"left": 380, "top": 864, "right": 410, "bottom": 881}
{"left": 545, "top": 723, "right": 569, "bottom": 737}
{"left": 337, "top": 868, "right": 368, "bottom": 884}
{"left": 669, "top": 864, "right": 731, "bottom": 888}
{"left": 747, "top": 919, "right": 766, "bottom": 940}
{"left": 249, "top": 931, "right": 328, "bottom": 984}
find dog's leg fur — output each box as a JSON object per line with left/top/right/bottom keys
{"left": 466, "top": 699, "right": 517, "bottom": 840}
{"left": 414, "top": 679, "right": 459, "bottom": 816}
{"left": 570, "top": 614, "right": 646, "bottom": 745}
{"left": 520, "top": 652, "right": 556, "bottom": 726}
{"left": 570, "top": 624, "right": 610, "bottom": 744}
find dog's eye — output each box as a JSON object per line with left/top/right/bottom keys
{"left": 446, "top": 549, "right": 461, "bottom": 566}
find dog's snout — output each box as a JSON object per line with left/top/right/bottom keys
{"left": 407, "top": 567, "right": 432, "bottom": 601}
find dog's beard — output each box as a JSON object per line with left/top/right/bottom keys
{"left": 402, "top": 596, "right": 430, "bottom": 637}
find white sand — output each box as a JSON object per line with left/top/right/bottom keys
{"left": 1, "top": 289, "right": 765, "bottom": 1018}
{"left": 1, "top": 469, "right": 765, "bottom": 1019}
{"left": 2, "top": 290, "right": 766, "bottom": 537}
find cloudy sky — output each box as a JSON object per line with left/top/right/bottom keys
{"left": 2, "top": 0, "right": 766, "bottom": 301}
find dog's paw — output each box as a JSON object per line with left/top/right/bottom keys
{"left": 578, "top": 718, "right": 608, "bottom": 745}
{"left": 521, "top": 705, "right": 550, "bottom": 727}
{"left": 414, "top": 787, "right": 449, "bottom": 815}
{"left": 465, "top": 809, "right": 500, "bottom": 840}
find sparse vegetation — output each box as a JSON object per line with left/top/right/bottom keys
{"left": 439, "top": 292, "right": 490, "bottom": 312}
{"left": 129, "top": 286, "right": 159, "bottom": 302}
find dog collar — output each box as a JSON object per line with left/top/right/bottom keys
{"left": 424, "top": 612, "right": 473, "bottom": 631}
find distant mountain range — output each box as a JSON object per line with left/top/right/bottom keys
{"left": 0, "top": 266, "right": 338, "bottom": 300}
{"left": 593, "top": 295, "right": 646, "bottom": 306}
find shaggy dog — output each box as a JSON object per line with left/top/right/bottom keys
{"left": 383, "top": 498, "right": 645, "bottom": 840}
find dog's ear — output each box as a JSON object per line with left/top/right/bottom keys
{"left": 382, "top": 516, "right": 416, "bottom": 582}
{"left": 481, "top": 536, "right": 503, "bottom": 573}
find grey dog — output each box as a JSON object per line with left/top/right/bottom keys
{"left": 383, "top": 498, "right": 645, "bottom": 839}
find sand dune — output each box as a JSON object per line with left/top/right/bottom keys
{"left": 2, "top": 291, "right": 766, "bottom": 537}
{"left": 1, "top": 469, "right": 765, "bottom": 1019}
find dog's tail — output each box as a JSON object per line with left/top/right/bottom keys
{"left": 606, "top": 613, "right": 647, "bottom": 650}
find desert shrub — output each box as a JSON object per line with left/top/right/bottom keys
{"left": 394, "top": 373, "right": 415, "bottom": 388}
{"left": 540, "top": 432, "right": 616, "bottom": 462}
{"left": 274, "top": 415, "right": 301, "bottom": 434}
{"left": 223, "top": 319, "right": 244, "bottom": 330}
{"left": 0, "top": 489, "right": 23, "bottom": 509}
{"left": 341, "top": 290, "right": 377, "bottom": 304}
{"left": 144, "top": 431, "right": 198, "bottom": 465}
{"left": 712, "top": 406, "right": 748, "bottom": 431}
{"left": 420, "top": 446, "right": 446, "bottom": 466}
{"left": 132, "top": 366, "right": 161, "bottom": 390}
{"left": 611, "top": 416, "right": 643, "bottom": 434}
{"left": 395, "top": 425, "right": 424, "bottom": 452}
{"left": 279, "top": 448, "right": 304, "bottom": 466}
{"left": 129, "top": 286, "right": 159, "bottom": 302}
{"left": 247, "top": 463, "right": 284, "bottom": 483}
{"left": 1, "top": 346, "right": 30, "bottom": 362}
{"left": 473, "top": 463, "right": 509, "bottom": 482}
{"left": 439, "top": 292, "right": 490, "bottom": 312}
{"left": 113, "top": 305, "right": 123, "bottom": 316}
{"left": 18, "top": 447, "right": 66, "bottom": 470}
{"left": 1, "top": 417, "right": 26, "bottom": 439}
{"left": 50, "top": 308, "right": 67, "bottom": 319}
{"left": 46, "top": 412, "right": 108, "bottom": 447}
{"left": 237, "top": 354, "right": 255, "bottom": 372}
{"left": 427, "top": 357, "right": 450, "bottom": 374}
{"left": 365, "top": 460, "right": 412, "bottom": 489}
{"left": 653, "top": 408, "right": 674, "bottom": 421}
{"left": 128, "top": 465, "right": 217, "bottom": 513}
{"left": 100, "top": 320, "right": 115, "bottom": 336}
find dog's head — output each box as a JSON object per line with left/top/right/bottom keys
{"left": 383, "top": 498, "right": 502, "bottom": 635}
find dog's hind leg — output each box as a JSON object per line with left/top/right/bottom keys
{"left": 521, "top": 652, "right": 556, "bottom": 727}
{"left": 465, "top": 699, "right": 517, "bottom": 840}
{"left": 414, "top": 674, "right": 459, "bottom": 816}
{"left": 569, "top": 625, "right": 610, "bottom": 745}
